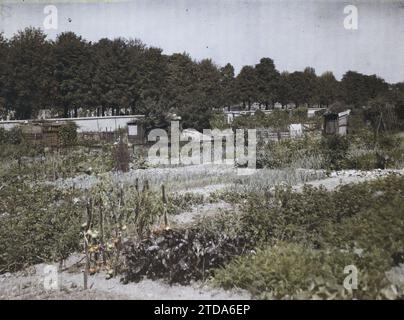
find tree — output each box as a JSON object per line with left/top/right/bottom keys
{"left": 287, "top": 68, "right": 319, "bottom": 108}
{"left": 389, "top": 83, "right": 404, "bottom": 128}
{"left": 219, "top": 63, "right": 236, "bottom": 109}
{"left": 366, "top": 96, "right": 398, "bottom": 137}
{"left": 6, "top": 28, "right": 53, "bottom": 119}
{"left": 0, "top": 33, "right": 8, "bottom": 119}
{"left": 255, "top": 57, "right": 280, "bottom": 109}
{"left": 341, "top": 71, "right": 388, "bottom": 107}
{"left": 92, "top": 38, "right": 132, "bottom": 116}
{"left": 195, "top": 59, "right": 222, "bottom": 108}
{"left": 236, "top": 65, "right": 258, "bottom": 109}
{"left": 140, "top": 46, "right": 168, "bottom": 105}
{"left": 288, "top": 71, "right": 307, "bottom": 108}
{"left": 277, "top": 71, "right": 292, "bottom": 107}
{"left": 165, "top": 53, "right": 199, "bottom": 110}
{"left": 317, "top": 71, "right": 340, "bottom": 107}
{"left": 53, "top": 32, "right": 93, "bottom": 117}
{"left": 302, "top": 67, "right": 318, "bottom": 106}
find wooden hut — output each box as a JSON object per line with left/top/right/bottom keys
{"left": 127, "top": 120, "right": 146, "bottom": 145}
{"left": 20, "top": 121, "right": 66, "bottom": 147}
{"left": 323, "top": 102, "right": 351, "bottom": 136}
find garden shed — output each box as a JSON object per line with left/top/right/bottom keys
{"left": 127, "top": 120, "right": 146, "bottom": 145}
{"left": 323, "top": 103, "right": 351, "bottom": 136}
{"left": 20, "top": 121, "right": 66, "bottom": 147}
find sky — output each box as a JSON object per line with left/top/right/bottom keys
{"left": 1, "top": 0, "right": 403, "bottom": 83}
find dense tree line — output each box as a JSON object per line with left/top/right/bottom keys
{"left": 0, "top": 28, "right": 403, "bottom": 130}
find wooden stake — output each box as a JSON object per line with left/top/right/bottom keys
{"left": 83, "top": 198, "right": 93, "bottom": 290}
{"left": 162, "top": 184, "right": 168, "bottom": 228}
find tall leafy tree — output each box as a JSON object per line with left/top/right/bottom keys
{"left": 341, "top": 71, "right": 388, "bottom": 107}
{"left": 236, "top": 65, "right": 258, "bottom": 109}
{"left": 0, "top": 33, "right": 8, "bottom": 118}
{"left": 288, "top": 71, "right": 307, "bottom": 108}
{"left": 288, "top": 67, "right": 318, "bottom": 108}
{"left": 126, "top": 39, "right": 147, "bottom": 115}
{"left": 53, "top": 32, "right": 93, "bottom": 117}
{"left": 255, "top": 57, "right": 280, "bottom": 109}
{"left": 6, "top": 28, "right": 53, "bottom": 119}
{"left": 277, "top": 71, "right": 292, "bottom": 107}
{"left": 184, "top": 58, "right": 221, "bottom": 129}
{"left": 92, "top": 38, "right": 132, "bottom": 116}
{"left": 140, "top": 46, "right": 168, "bottom": 104}
{"left": 219, "top": 63, "right": 236, "bottom": 109}
{"left": 317, "top": 71, "right": 340, "bottom": 107}
{"left": 166, "top": 53, "right": 198, "bottom": 109}
{"left": 302, "top": 67, "right": 318, "bottom": 106}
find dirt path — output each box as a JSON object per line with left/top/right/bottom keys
{"left": 0, "top": 260, "right": 250, "bottom": 300}
{"left": 170, "top": 201, "right": 237, "bottom": 226}
{"left": 294, "top": 169, "right": 404, "bottom": 191}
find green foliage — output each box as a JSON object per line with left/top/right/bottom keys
{"left": 123, "top": 211, "right": 254, "bottom": 284}
{"left": 0, "top": 181, "right": 84, "bottom": 272}
{"left": 167, "top": 192, "right": 205, "bottom": 215}
{"left": 0, "top": 127, "right": 6, "bottom": 143}
{"left": 0, "top": 127, "right": 23, "bottom": 145}
{"left": 233, "top": 109, "right": 312, "bottom": 131}
{"left": 341, "top": 71, "right": 388, "bottom": 108}
{"left": 212, "top": 175, "right": 404, "bottom": 299}
{"left": 0, "top": 175, "right": 165, "bottom": 275}
{"left": 210, "top": 113, "right": 230, "bottom": 130}
{"left": 239, "top": 175, "right": 404, "bottom": 246}
{"left": 1, "top": 28, "right": 404, "bottom": 124}
{"left": 58, "top": 122, "right": 78, "bottom": 146}
{"left": 257, "top": 137, "right": 324, "bottom": 169}
{"left": 320, "top": 135, "right": 349, "bottom": 170}
{"left": 0, "top": 145, "right": 115, "bottom": 182}
{"left": 213, "top": 243, "right": 393, "bottom": 299}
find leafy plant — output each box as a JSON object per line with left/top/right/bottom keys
{"left": 58, "top": 122, "right": 78, "bottom": 146}
{"left": 123, "top": 211, "right": 254, "bottom": 284}
{"left": 213, "top": 243, "right": 395, "bottom": 299}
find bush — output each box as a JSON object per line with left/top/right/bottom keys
{"left": 256, "top": 137, "right": 325, "bottom": 169}
{"left": 0, "top": 181, "right": 84, "bottom": 273}
{"left": 213, "top": 243, "right": 394, "bottom": 299}
{"left": 123, "top": 212, "right": 255, "bottom": 284}
{"left": 58, "top": 122, "right": 77, "bottom": 146}
{"left": 320, "top": 135, "right": 349, "bottom": 170}
{"left": 0, "top": 127, "right": 6, "bottom": 144}
{"left": 211, "top": 175, "right": 404, "bottom": 299}
{"left": 239, "top": 175, "right": 404, "bottom": 246}
{"left": 0, "top": 127, "right": 23, "bottom": 145}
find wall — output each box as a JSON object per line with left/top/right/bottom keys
{"left": 0, "top": 116, "right": 144, "bottom": 133}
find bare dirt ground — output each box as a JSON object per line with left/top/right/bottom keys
{"left": 170, "top": 201, "right": 237, "bottom": 226}
{"left": 294, "top": 169, "right": 404, "bottom": 191}
{"left": 0, "top": 261, "right": 250, "bottom": 300}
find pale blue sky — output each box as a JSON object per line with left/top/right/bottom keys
{"left": 1, "top": 0, "right": 403, "bottom": 83}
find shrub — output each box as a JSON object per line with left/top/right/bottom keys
{"left": 256, "top": 137, "right": 325, "bottom": 169}
{"left": 213, "top": 243, "right": 395, "bottom": 299}
{"left": 122, "top": 212, "right": 255, "bottom": 284}
{"left": 58, "top": 122, "right": 78, "bottom": 146}
{"left": 239, "top": 175, "right": 404, "bottom": 246}
{"left": 0, "top": 127, "right": 23, "bottom": 145}
{"left": 114, "top": 138, "right": 130, "bottom": 172}
{"left": 167, "top": 192, "right": 205, "bottom": 215}
{"left": 320, "top": 135, "right": 349, "bottom": 170}
{"left": 211, "top": 175, "right": 404, "bottom": 299}
{"left": 0, "top": 181, "right": 84, "bottom": 273}
{"left": 0, "top": 127, "right": 6, "bottom": 144}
